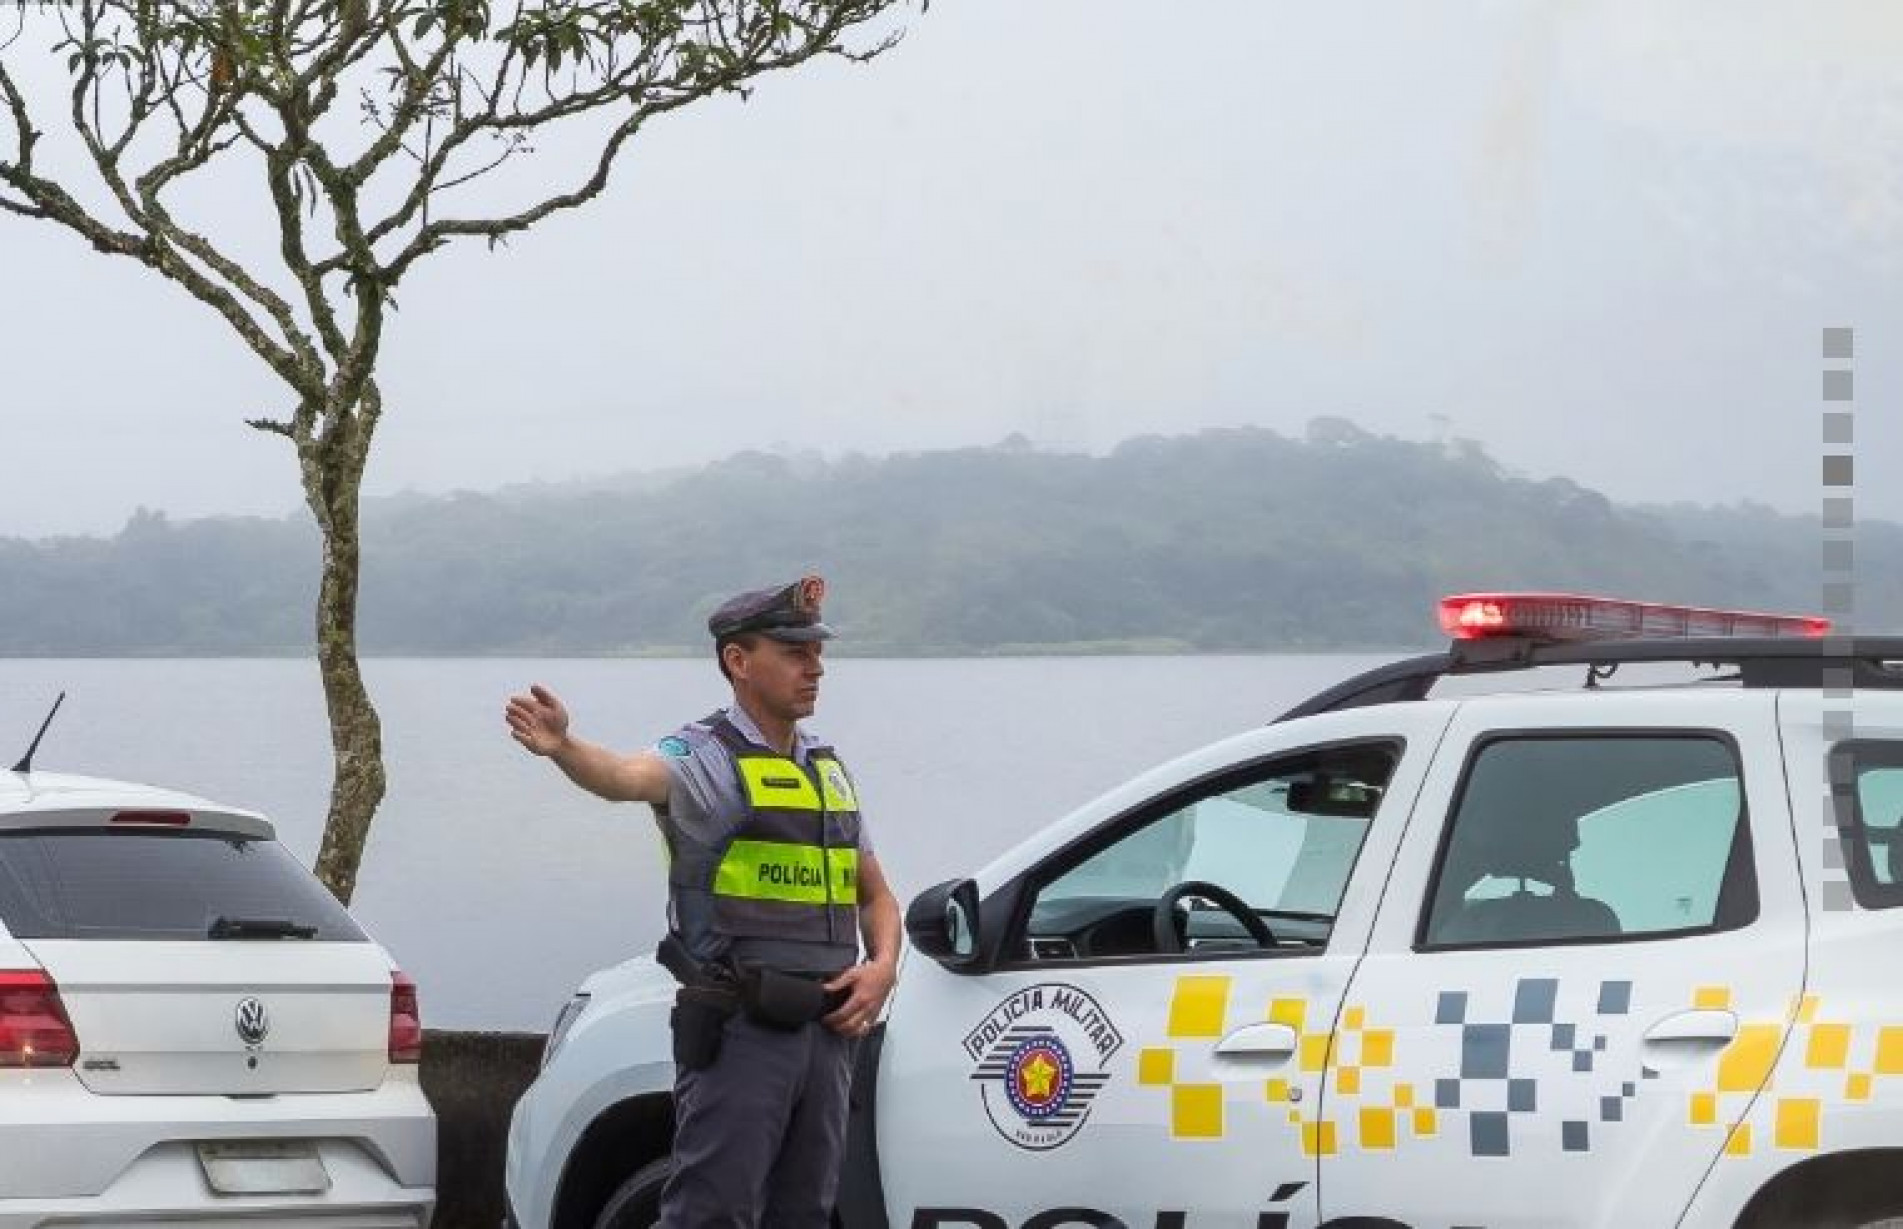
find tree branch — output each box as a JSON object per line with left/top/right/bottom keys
{"left": 6, "top": 0, "right": 913, "bottom": 397}
{"left": 341, "top": 18, "right": 463, "bottom": 189}
{"left": 382, "top": 5, "right": 873, "bottom": 280}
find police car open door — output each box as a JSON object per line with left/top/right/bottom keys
{"left": 876, "top": 707, "right": 1454, "bottom": 1229}
{"left": 1321, "top": 692, "right": 1804, "bottom": 1228}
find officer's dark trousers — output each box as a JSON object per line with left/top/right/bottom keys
{"left": 659, "top": 1011, "right": 856, "bottom": 1229}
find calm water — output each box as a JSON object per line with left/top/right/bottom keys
{"left": 0, "top": 655, "right": 1387, "bottom": 1029}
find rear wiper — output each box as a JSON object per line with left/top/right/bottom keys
{"left": 208, "top": 915, "right": 318, "bottom": 940}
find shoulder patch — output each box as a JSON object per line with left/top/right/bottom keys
{"left": 655, "top": 735, "right": 692, "bottom": 758}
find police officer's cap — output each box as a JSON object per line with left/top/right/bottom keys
{"left": 707, "top": 575, "right": 834, "bottom": 643}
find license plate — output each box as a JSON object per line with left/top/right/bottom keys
{"left": 195, "top": 1140, "right": 331, "bottom": 1195}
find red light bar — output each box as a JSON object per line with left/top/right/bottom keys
{"left": 1439, "top": 593, "right": 1832, "bottom": 644}
{"left": 110, "top": 810, "right": 191, "bottom": 826}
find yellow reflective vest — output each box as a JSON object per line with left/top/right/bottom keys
{"left": 671, "top": 714, "right": 863, "bottom": 956}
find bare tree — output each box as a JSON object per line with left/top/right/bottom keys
{"left": 0, "top": 0, "right": 913, "bottom": 902}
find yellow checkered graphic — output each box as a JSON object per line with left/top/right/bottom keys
{"left": 1168, "top": 976, "right": 1231, "bottom": 1038}
{"left": 1149, "top": 976, "right": 1241, "bottom": 1142}
{"left": 1359, "top": 1107, "right": 1397, "bottom": 1150}
{"left": 1138, "top": 1047, "right": 1175, "bottom": 1086}
{"left": 1144, "top": 975, "right": 1350, "bottom": 1153}
{"left": 1331, "top": 1002, "right": 1436, "bottom": 1153}
{"left": 1775, "top": 1098, "right": 1820, "bottom": 1150}
{"left": 1173, "top": 1084, "right": 1223, "bottom": 1138}
{"left": 1876, "top": 1027, "right": 1903, "bottom": 1075}
{"left": 1142, "top": 977, "right": 1903, "bottom": 1162}
{"left": 1687, "top": 988, "right": 1791, "bottom": 1157}
{"left": 1807, "top": 1024, "right": 1850, "bottom": 1070}
{"left": 1717, "top": 1024, "right": 1781, "bottom": 1093}
{"left": 1692, "top": 990, "right": 1903, "bottom": 1159}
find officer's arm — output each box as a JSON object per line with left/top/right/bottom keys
{"left": 507, "top": 684, "right": 670, "bottom": 804}
{"left": 824, "top": 852, "right": 902, "bottom": 1034}
{"left": 548, "top": 739, "right": 671, "bottom": 804}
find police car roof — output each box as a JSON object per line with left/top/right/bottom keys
{"left": 1279, "top": 635, "right": 1903, "bottom": 723}
{"left": 1276, "top": 592, "right": 1903, "bottom": 722}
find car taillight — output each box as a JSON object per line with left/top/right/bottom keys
{"left": 1438, "top": 593, "right": 1832, "bottom": 643}
{"left": 389, "top": 971, "right": 422, "bottom": 1064}
{"left": 0, "top": 971, "right": 78, "bottom": 1068}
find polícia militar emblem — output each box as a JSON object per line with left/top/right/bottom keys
{"left": 966, "top": 983, "right": 1121, "bottom": 1151}
{"left": 1004, "top": 1034, "right": 1074, "bottom": 1120}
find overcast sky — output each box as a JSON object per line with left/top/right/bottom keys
{"left": 3, "top": 0, "right": 1900, "bottom": 538}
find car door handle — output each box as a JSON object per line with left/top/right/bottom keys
{"left": 1214, "top": 1022, "right": 1299, "bottom": 1061}
{"left": 1643, "top": 1009, "right": 1738, "bottom": 1048}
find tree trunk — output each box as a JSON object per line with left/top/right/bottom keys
{"left": 304, "top": 392, "right": 386, "bottom": 905}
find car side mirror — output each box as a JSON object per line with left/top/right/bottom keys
{"left": 906, "top": 878, "right": 982, "bottom": 971}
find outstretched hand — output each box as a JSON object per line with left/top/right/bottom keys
{"left": 822, "top": 960, "right": 897, "bottom": 1038}
{"left": 505, "top": 684, "right": 571, "bottom": 757}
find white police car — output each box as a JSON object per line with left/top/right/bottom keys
{"left": 507, "top": 594, "right": 1903, "bottom": 1229}
{"left": 0, "top": 763, "right": 435, "bottom": 1222}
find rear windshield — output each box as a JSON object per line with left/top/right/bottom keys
{"left": 0, "top": 829, "right": 367, "bottom": 942}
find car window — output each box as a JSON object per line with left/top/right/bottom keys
{"left": 1858, "top": 770, "right": 1903, "bottom": 888}
{"left": 1833, "top": 740, "right": 1903, "bottom": 908}
{"left": 1573, "top": 779, "right": 1743, "bottom": 931}
{"left": 1422, "top": 734, "right": 1753, "bottom": 949}
{"left": 1021, "top": 741, "right": 1401, "bottom": 962}
{"left": 0, "top": 829, "right": 367, "bottom": 941}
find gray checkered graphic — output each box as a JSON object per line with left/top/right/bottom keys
{"left": 1431, "top": 976, "right": 1645, "bottom": 1158}
{"left": 1514, "top": 978, "right": 1557, "bottom": 1023}
{"left": 1462, "top": 1024, "right": 1510, "bottom": 1079}
{"left": 1471, "top": 1111, "right": 1509, "bottom": 1157}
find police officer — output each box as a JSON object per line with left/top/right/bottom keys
{"left": 505, "top": 575, "right": 901, "bottom": 1228}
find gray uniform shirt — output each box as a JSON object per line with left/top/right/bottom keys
{"left": 652, "top": 703, "right": 874, "bottom": 970}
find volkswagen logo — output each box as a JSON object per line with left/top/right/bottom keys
{"left": 234, "top": 997, "right": 269, "bottom": 1047}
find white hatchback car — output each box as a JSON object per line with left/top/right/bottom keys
{"left": 0, "top": 769, "right": 435, "bottom": 1224}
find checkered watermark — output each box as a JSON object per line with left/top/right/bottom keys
{"left": 1821, "top": 326, "right": 1856, "bottom": 913}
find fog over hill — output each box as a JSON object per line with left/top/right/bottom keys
{"left": 2, "top": 421, "right": 1894, "bottom": 655}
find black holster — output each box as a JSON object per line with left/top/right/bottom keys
{"left": 658, "top": 934, "right": 739, "bottom": 1071}
{"left": 670, "top": 984, "right": 738, "bottom": 1071}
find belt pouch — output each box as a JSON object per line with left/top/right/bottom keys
{"left": 738, "top": 964, "right": 830, "bottom": 1030}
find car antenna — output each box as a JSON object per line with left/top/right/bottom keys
{"left": 12, "top": 692, "right": 66, "bottom": 775}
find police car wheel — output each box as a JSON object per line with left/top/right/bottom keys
{"left": 593, "top": 1158, "right": 668, "bottom": 1229}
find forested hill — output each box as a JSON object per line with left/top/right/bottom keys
{"left": 4, "top": 420, "right": 1897, "bottom": 655}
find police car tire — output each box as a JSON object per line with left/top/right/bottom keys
{"left": 592, "top": 1158, "right": 669, "bottom": 1229}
